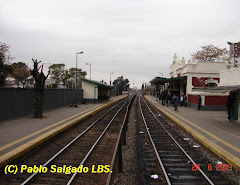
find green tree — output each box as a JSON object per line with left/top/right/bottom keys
{"left": 49, "top": 64, "right": 66, "bottom": 87}
{"left": 191, "top": 44, "right": 229, "bottom": 62}
{"left": 113, "top": 76, "right": 129, "bottom": 95}
{"left": 67, "top": 67, "right": 87, "bottom": 88}
{"left": 0, "top": 42, "right": 12, "bottom": 87}
{"left": 48, "top": 64, "right": 87, "bottom": 88}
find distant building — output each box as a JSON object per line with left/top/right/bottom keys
{"left": 151, "top": 54, "right": 231, "bottom": 110}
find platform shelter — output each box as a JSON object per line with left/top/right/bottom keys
{"left": 82, "top": 78, "right": 113, "bottom": 103}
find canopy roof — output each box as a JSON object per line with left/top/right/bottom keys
{"left": 150, "top": 76, "right": 187, "bottom": 85}
{"left": 82, "top": 78, "right": 113, "bottom": 88}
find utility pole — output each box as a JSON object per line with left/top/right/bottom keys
{"left": 75, "top": 51, "right": 83, "bottom": 89}
{"left": 110, "top": 72, "right": 113, "bottom": 85}
{"left": 86, "top": 63, "right": 92, "bottom": 79}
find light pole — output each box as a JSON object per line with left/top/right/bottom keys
{"left": 110, "top": 72, "right": 113, "bottom": 85}
{"left": 75, "top": 51, "right": 83, "bottom": 89}
{"left": 86, "top": 63, "right": 92, "bottom": 79}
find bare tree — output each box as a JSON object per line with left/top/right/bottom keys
{"left": 191, "top": 44, "right": 229, "bottom": 62}
{"left": 30, "top": 59, "right": 50, "bottom": 118}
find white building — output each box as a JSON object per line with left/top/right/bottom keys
{"left": 151, "top": 54, "right": 231, "bottom": 110}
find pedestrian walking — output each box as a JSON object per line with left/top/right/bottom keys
{"left": 173, "top": 94, "right": 180, "bottom": 112}
{"left": 196, "top": 95, "right": 201, "bottom": 110}
{"left": 226, "top": 95, "right": 232, "bottom": 121}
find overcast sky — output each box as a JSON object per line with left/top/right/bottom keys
{"left": 1, "top": 0, "right": 239, "bottom": 88}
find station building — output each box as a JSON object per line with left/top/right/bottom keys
{"left": 211, "top": 68, "right": 240, "bottom": 121}
{"left": 151, "top": 54, "right": 232, "bottom": 110}
{"left": 81, "top": 78, "right": 113, "bottom": 103}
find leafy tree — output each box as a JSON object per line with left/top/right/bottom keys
{"left": 30, "top": 59, "right": 50, "bottom": 118}
{"left": 0, "top": 42, "right": 12, "bottom": 87}
{"left": 11, "top": 62, "right": 30, "bottom": 88}
{"left": 191, "top": 44, "right": 229, "bottom": 62}
{"left": 113, "top": 76, "right": 129, "bottom": 95}
{"left": 66, "top": 67, "right": 87, "bottom": 88}
{"left": 49, "top": 64, "right": 66, "bottom": 87}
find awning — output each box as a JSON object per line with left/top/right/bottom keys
{"left": 150, "top": 77, "right": 168, "bottom": 85}
{"left": 82, "top": 78, "right": 113, "bottom": 88}
{"left": 150, "top": 76, "right": 187, "bottom": 85}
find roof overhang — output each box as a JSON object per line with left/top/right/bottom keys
{"left": 150, "top": 76, "right": 187, "bottom": 85}
{"left": 202, "top": 85, "right": 240, "bottom": 93}
{"left": 82, "top": 78, "right": 113, "bottom": 88}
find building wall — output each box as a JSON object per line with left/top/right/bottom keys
{"left": 188, "top": 95, "right": 199, "bottom": 105}
{"left": 169, "top": 54, "right": 232, "bottom": 110}
{"left": 82, "top": 81, "right": 98, "bottom": 100}
{"left": 192, "top": 77, "right": 220, "bottom": 88}
{"left": 205, "top": 96, "right": 227, "bottom": 105}
{"left": 219, "top": 68, "right": 240, "bottom": 86}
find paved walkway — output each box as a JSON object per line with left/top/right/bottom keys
{"left": 0, "top": 95, "right": 126, "bottom": 168}
{"left": 145, "top": 95, "right": 240, "bottom": 171}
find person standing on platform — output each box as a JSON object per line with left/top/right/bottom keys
{"left": 166, "top": 93, "right": 169, "bottom": 107}
{"left": 196, "top": 95, "right": 202, "bottom": 110}
{"left": 226, "top": 95, "right": 232, "bottom": 121}
{"left": 183, "top": 95, "right": 187, "bottom": 107}
{"left": 180, "top": 94, "right": 184, "bottom": 107}
{"left": 173, "top": 95, "right": 180, "bottom": 112}
{"left": 172, "top": 95, "right": 176, "bottom": 106}
{"left": 162, "top": 93, "right": 165, "bottom": 105}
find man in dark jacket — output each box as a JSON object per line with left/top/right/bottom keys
{"left": 173, "top": 95, "right": 180, "bottom": 112}
{"left": 197, "top": 95, "right": 201, "bottom": 110}
{"left": 226, "top": 95, "right": 232, "bottom": 121}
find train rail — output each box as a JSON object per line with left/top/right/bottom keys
{"left": 0, "top": 95, "right": 135, "bottom": 185}
{"left": 138, "top": 95, "right": 233, "bottom": 185}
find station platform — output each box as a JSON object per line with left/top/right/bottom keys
{"left": 145, "top": 95, "right": 240, "bottom": 171}
{"left": 0, "top": 95, "right": 127, "bottom": 168}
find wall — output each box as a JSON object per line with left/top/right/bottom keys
{"left": 205, "top": 96, "right": 227, "bottom": 105}
{"left": 219, "top": 68, "right": 240, "bottom": 86}
{"left": 0, "top": 88, "right": 83, "bottom": 123}
{"left": 82, "top": 81, "right": 98, "bottom": 100}
{"left": 192, "top": 77, "right": 220, "bottom": 88}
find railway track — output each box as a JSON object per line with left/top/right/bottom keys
{"left": 0, "top": 95, "right": 135, "bottom": 185}
{"left": 138, "top": 95, "right": 233, "bottom": 185}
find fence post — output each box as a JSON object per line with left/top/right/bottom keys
{"left": 118, "top": 139, "right": 123, "bottom": 172}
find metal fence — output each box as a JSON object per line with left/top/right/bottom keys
{"left": 0, "top": 88, "right": 83, "bottom": 123}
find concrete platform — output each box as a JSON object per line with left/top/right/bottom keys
{"left": 0, "top": 95, "right": 127, "bottom": 168}
{"left": 145, "top": 95, "right": 240, "bottom": 171}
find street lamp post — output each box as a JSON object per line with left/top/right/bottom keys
{"left": 110, "top": 72, "right": 113, "bottom": 85}
{"left": 86, "top": 63, "right": 92, "bottom": 79}
{"left": 75, "top": 51, "right": 83, "bottom": 89}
